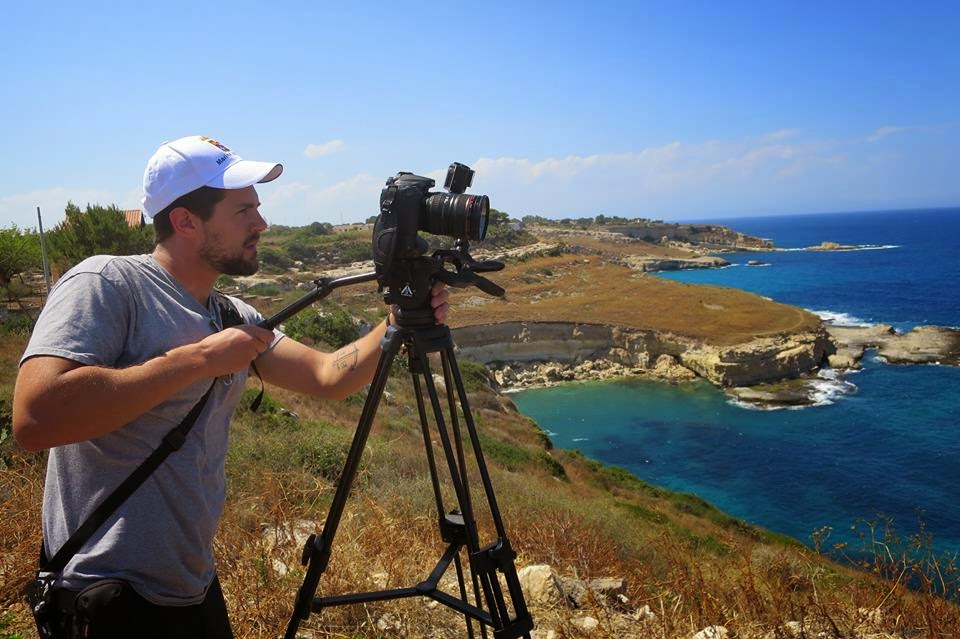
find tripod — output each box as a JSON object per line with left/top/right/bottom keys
{"left": 261, "top": 261, "right": 534, "bottom": 639}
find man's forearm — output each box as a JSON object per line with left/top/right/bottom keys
{"left": 14, "top": 324, "right": 275, "bottom": 451}
{"left": 12, "top": 343, "right": 212, "bottom": 451}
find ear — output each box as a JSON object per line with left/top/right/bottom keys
{"left": 168, "top": 207, "right": 201, "bottom": 238}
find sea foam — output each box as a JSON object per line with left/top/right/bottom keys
{"left": 807, "top": 309, "right": 874, "bottom": 327}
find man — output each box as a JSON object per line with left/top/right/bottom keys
{"left": 13, "top": 135, "right": 448, "bottom": 638}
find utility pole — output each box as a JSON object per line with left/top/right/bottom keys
{"left": 37, "top": 206, "right": 52, "bottom": 299}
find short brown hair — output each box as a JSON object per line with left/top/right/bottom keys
{"left": 153, "top": 186, "right": 227, "bottom": 244}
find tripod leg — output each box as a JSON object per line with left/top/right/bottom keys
{"left": 441, "top": 345, "right": 535, "bottom": 636}
{"left": 410, "top": 360, "right": 449, "bottom": 521}
{"left": 284, "top": 327, "right": 403, "bottom": 639}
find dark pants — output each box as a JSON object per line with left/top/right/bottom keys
{"left": 51, "top": 576, "right": 233, "bottom": 639}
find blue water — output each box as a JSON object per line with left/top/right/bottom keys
{"left": 660, "top": 208, "right": 960, "bottom": 330}
{"left": 512, "top": 208, "right": 960, "bottom": 555}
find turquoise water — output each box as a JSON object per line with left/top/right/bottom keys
{"left": 511, "top": 208, "right": 960, "bottom": 554}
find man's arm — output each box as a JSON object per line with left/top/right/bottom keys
{"left": 255, "top": 283, "right": 449, "bottom": 399}
{"left": 12, "top": 324, "right": 276, "bottom": 452}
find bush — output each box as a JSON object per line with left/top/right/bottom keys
{"left": 283, "top": 305, "right": 359, "bottom": 348}
{"left": 257, "top": 247, "right": 294, "bottom": 270}
{"left": 0, "top": 225, "right": 41, "bottom": 290}
{"left": 456, "top": 359, "right": 491, "bottom": 393}
{"left": 0, "top": 314, "right": 35, "bottom": 336}
{"left": 245, "top": 283, "right": 282, "bottom": 296}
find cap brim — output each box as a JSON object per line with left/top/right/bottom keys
{"left": 210, "top": 160, "right": 283, "bottom": 189}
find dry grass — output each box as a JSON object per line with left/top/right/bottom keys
{"left": 448, "top": 255, "right": 819, "bottom": 345}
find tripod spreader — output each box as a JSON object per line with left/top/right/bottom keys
{"left": 257, "top": 271, "right": 379, "bottom": 331}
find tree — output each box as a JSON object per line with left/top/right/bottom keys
{"left": 0, "top": 225, "right": 42, "bottom": 291}
{"left": 521, "top": 214, "right": 549, "bottom": 225}
{"left": 47, "top": 202, "right": 153, "bottom": 270}
{"left": 488, "top": 208, "right": 510, "bottom": 227}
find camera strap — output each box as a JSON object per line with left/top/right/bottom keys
{"left": 39, "top": 291, "right": 249, "bottom": 575}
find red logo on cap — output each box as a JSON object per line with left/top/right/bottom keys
{"left": 200, "top": 136, "right": 232, "bottom": 154}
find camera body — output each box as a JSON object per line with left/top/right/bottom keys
{"left": 372, "top": 163, "right": 489, "bottom": 308}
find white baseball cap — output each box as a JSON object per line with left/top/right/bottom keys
{"left": 141, "top": 135, "right": 283, "bottom": 217}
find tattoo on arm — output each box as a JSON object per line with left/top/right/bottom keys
{"left": 334, "top": 345, "right": 360, "bottom": 371}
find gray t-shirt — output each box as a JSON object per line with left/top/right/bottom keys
{"left": 21, "top": 254, "right": 282, "bottom": 605}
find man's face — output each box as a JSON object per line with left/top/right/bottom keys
{"left": 198, "top": 186, "right": 268, "bottom": 276}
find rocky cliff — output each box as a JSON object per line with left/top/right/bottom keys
{"left": 452, "top": 321, "right": 833, "bottom": 389}
{"left": 606, "top": 223, "right": 773, "bottom": 250}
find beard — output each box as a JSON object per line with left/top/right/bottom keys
{"left": 200, "top": 230, "right": 260, "bottom": 276}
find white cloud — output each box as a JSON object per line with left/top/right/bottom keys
{"left": 457, "top": 135, "right": 866, "bottom": 219}
{"left": 867, "top": 125, "right": 914, "bottom": 143}
{"left": 303, "top": 140, "right": 345, "bottom": 158}
{"left": 764, "top": 128, "right": 802, "bottom": 141}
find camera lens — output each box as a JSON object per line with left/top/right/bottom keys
{"left": 422, "top": 192, "right": 490, "bottom": 241}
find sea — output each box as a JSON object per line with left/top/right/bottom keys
{"left": 510, "top": 208, "right": 960, "bottom": 557}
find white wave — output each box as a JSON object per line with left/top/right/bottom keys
{"left": 807, "top": 309, "right": 874, "bottom": 327}
{"left": 781, "top": 244, "right": 900, "bottom": 252}
{"left": 572, "top": 437, "right": 590, "bottom": 442}
{"left": 726, "top": 397, "right": 776, "bottom": 411}
{"left": 807, "top": 369, "right": 858, "bottom": 407}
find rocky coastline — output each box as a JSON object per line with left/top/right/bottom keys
{"left": 452, "top": 320, "right": 960, "bottom": 409}
{"left": 452, "top": 321, "right": 833, "bottom": 397}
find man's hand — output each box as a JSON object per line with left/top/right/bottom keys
{"left": 196, "top": 325, "right": 275, "bottom": 378}
{"left": 430, "top": 281, "right": 449, "bottom": 325}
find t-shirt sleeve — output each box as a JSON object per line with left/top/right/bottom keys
{"left": 228, "top": 295, "right": 285, "bottom": 350}
{"left": 20, "top": 271, "right": 131, "bottom": 368}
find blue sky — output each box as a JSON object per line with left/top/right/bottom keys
{"left": 1, "top": 1, "right": 957, "bottom": 230}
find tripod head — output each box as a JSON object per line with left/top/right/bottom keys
{"left": 379, "top": 239, "right": 505, "bottom": 327}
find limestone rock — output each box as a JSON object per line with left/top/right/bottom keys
{"left": 517, "top": 565, "right": 564, "bottom": 608}
{"left": 633, "top": 604, "right": 657, "bottom": 623}
{"left": 571, "top": 616, "right": 599, "bottom": 632}
{"left": 556, "top": 576, "right": 589, "bottom": 607}
{"left": 691, "top": 626, "right": 729, "bottom": 639}
{"left": 653, "top": 354, "right": 698, "bottom": 382}
{"left": 827, "top": 324, "right": 960, "bottom": 366}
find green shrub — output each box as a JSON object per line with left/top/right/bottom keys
{"left": 0, "top": 610, "right": 24, "bottom": 639}
{"left": 283, "top": 305, "right": 359, "bottom": 348}
{"left": 537, "top": 450, "right": 567, "bottom": 479}
{"left": 0, "top": 313, "right": 35, "bottom": 336}
{"left": 456, "top": 359, "right": 490, "bottom": 393}
{"left": 245, "top": 283, "right": 282, "bottom": 296}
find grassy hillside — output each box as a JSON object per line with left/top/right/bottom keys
{"left": 1, "top": 223, "right": 957, "bottom": 638}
